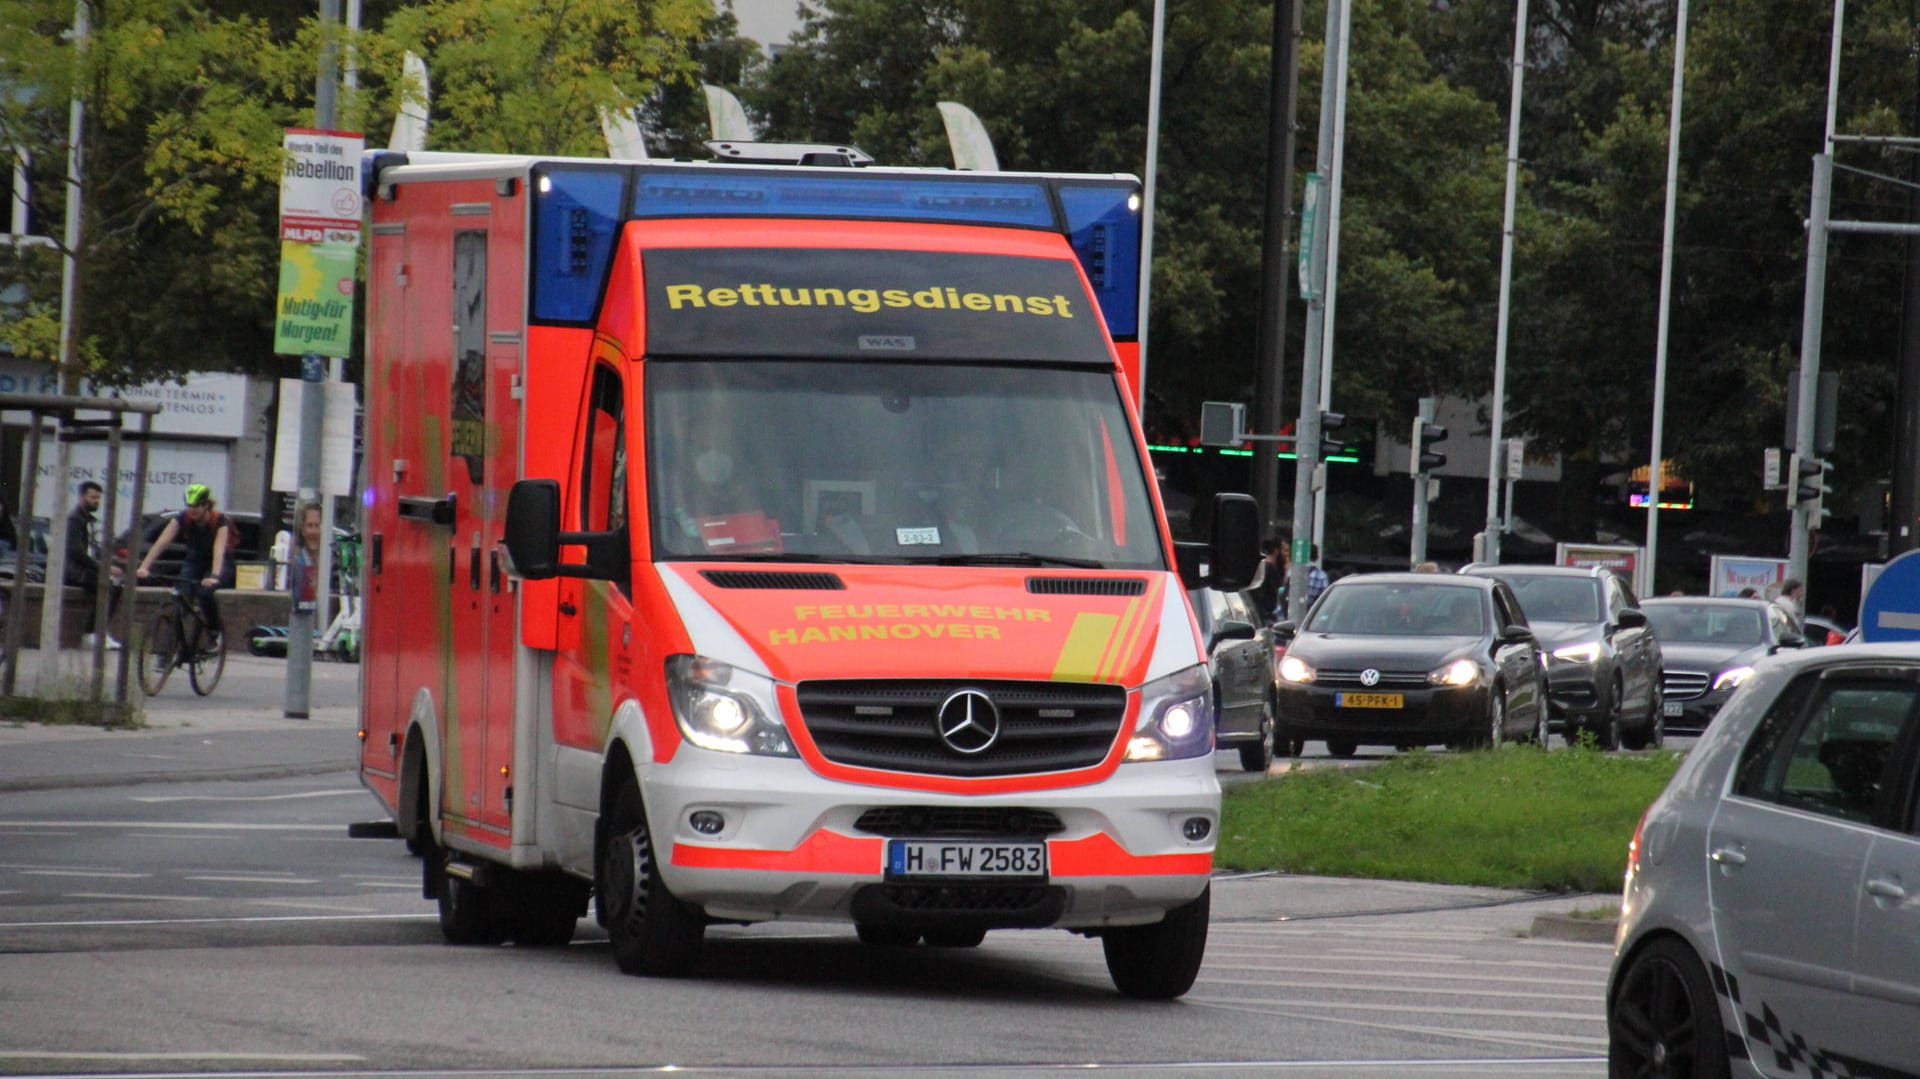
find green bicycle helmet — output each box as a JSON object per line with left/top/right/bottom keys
{"left": 184, "top": 483, "right": 212, "bottom": 507}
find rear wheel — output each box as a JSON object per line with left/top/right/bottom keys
{"left": 1102, "top": 885, "right": 1210, "bottom": 1000}
{"left": 138, "top": 608, "right": 177, "bottom": 695}
{"left": 436, "top": 862, "right": 502, "bottom": 945}
{"left": 600, "top": 780, "right": 704, "bottom": 976}
{"left": 1237, "top": 706, "right": 1275, "bottom": 773}
{"left": 1609, "top": 937, "right": 1729, "bottom": 1079}
{"left": 188, "top": 628, "right": 225, "bottom": 695}
{"left": 1484, "top": 688, "right": 1507, "bottom": 749}
{"left": 1597, "top": 676, "right": 1626, "bottom": 751}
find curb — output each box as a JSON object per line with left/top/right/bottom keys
{"left": 0, "top": 759, "right": 356, "bottom": 794}
{"left": 1529, "top": 912, "right": 1618, "bottom": 943}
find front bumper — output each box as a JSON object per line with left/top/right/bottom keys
{"left": 1273, "top": 683, "right": 1490, "bottom": 747}
{"left": 1543, "top": 664, "right": 1604, "bottom": 726}
{"left": 1660, "top": 687, "right": 1731, "bottom": 736}
{"left": 638, "top": 747, "right": 1218, "bottom": 930}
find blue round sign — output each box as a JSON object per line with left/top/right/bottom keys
{"left": 1858, "top": 549, "right": 1920, "bottom": 643}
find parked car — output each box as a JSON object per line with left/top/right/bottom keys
{"left": 1607, "top": 642, "right": 1920, "bottom": 1077}
{"left": 1459, "top": 564, "right": 1663, "bottom": 749}
{"left": 1186, "top": 586, "right": 1277, "bottom": 773}
{"left": 1802, "top": 613, "right": 1850, "bottom": 647}
{"left": 0, "top": 516, "right": 50, "bottom": 583}
{"left": 1639, "top": 596, "right": 1805, "bottom": 737}
{"left": 1270, "top": 572, "right": 1550, "bottom": 757}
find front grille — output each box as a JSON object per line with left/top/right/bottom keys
{"left": 1663, "top": 670, "right": 1712, "bottom": 701}
{"left": 1026, "top": 576, "right": 1147, "bottom": 596}
{"left": 796, "top": 679, "right": 1126, "bottom": 777}
{"left": 851, "top": 883, "right": 1068, "bottom": 927}
{"left": 700, "top": 570, "right": 845, "bottom": 590}
{"left": 1314, "top": 668, "right": 1431, "bottom": 690}
{"left": 853, "top": 806, "right": 1066, "bottom": 839}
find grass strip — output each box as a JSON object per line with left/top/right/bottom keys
{"left": 1218, "top": 745, "right": 1681, "bottom": 892}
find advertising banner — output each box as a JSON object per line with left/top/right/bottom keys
{"left": 274, "top": 128, "right": 363, "bottom": 358}
{"left": 1708, "top": 555, "right": 1788, "bottom": 598}
{"left": 1555, "top": 542, "right": 1646, "bottom": 597}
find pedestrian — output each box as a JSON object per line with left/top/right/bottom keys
{"left": 1248, "top": 534, "right": 1289, "bottom": 622}
{"left": 1736, "top": 587, "right": 1759, "bottom": 599}
{"left": 1305, "top": 543, "right": 1330, "bottom": 608}
{"left": 289, "top": 502, "right": 323, "bottom": 615}
{"left": 136, "top": 484, "right": 231, "bottom": 646}
{"left": 67, "top": 481, "right": 124, "bottom": 650}
{"left": 1772, "top": 577, "right": 1805, "bottom": 632}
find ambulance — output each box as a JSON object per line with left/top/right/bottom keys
{"left": 353, "top": 140, "right": 1259, "bottom": 999}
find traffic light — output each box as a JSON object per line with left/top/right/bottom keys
{"left": 1791, "top": 452, "right": 1832, "bottom": 519}
{"left": 1412, "top": 419, "right": 1448, "bottom": 473}
{"left": 1319, "top": 411, "right": 1347, "bottom": 458}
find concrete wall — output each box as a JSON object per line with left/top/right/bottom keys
{"left": 2, "top": 583, "right": 292, "bottom": 649}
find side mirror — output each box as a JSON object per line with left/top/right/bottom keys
{"left": 1498, "top": 624, "right": 1534, "bottom": 645}
{"left": 1212, "top": 619, "right": 1258, "bottom": 646}
{"left": 503, "top": 479, "right": 561, "bottom": 579}
{"left": 1205, "top": 493, "right": 1260, "bottom": 591}
{"left": 1617, "top": 608, "right": 1647, "bottom": 629}
{"left": 1778, "top": 632, "right": 1807, "bottom": 650}
{"left": 1271, "top": 619, "right": 1299, "bottom": 643}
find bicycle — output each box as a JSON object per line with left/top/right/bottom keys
{"left": 138, "top": 576, "right": 226, "bottom": 696}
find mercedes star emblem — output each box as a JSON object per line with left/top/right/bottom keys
{"left": 936, "top": 689, "right": 1001, "bottom": 755}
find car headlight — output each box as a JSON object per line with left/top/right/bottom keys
{"left": 1125, "top": 664, "right": 1214, "bottom": 762}
{"left": 1550, "top": 642, "right": 1602, "bottom": 664}
{"left": 1429, "top": 658, "right": 1480, "bottom": 687}
{"left": 1712, "top": 665, "right": 1754, "bottom": 692}
{"left": 1277, "top": 655, "right": 1316, "bottom": 683}
{"left": 665, "top": 655, "right": 795, "bottom": 756}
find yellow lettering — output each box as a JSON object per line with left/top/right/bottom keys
{"left": 951, "top": 623, "right": 974, "bottom": 638}
{"left": 877, "top": 604, "right": 899, "bottom": 618}
{"left": 934, "top": 604, "right": 967, "bottom": 617}
{"left": 829, "top": 626, "right": 859, "bottom": 641}
{"left": 970, "top": 606, "right": 992, "bottom": 619}
{"left": 893, "top": 625, "right": 922, "bottom": 639}
{"left": 1027, "top": 608, "right": 1052, "bottom": 622}
{"left": 912, "top": 287, "right": 945, "bottom": 309}
{"left": 778, "top": 287, "right": 813, "bottom": 306}
{"left": 708, "top": 287, "right": 739, "bottom": 307}
{"left": 994, "top": 607, "right": 1022, "bottom": 621}
{"left": 1053, "top": 294, "right": 1073, "bottom": 317}
{"left": 860, "top": 626, "right": 888, "bottom": 640}
{"left": 812, "top": 287, "right": 846, "bottom": 306}
{"left": 1026, "top": 296, "right": 1053, "bottom": 316}
{"left": 666, "top": 284, "right": 706, "bottom": 309}
{"left": 992, "top": 293, "right": 1022, "bottom": 313}
{"left": 923, "top": 624, "right": 945, "bottom": 638}
{"left": 769, "top": 628, "right": 797, "bottom": 645}
{"left": 735, "top": 283, "right": 761, "bottom": 306}
{"left": 800, "top": 628, "right": 828, "bottom": 644}
{"left": 794, "top": 605, "right": 817, "bottom": 620}
{"left": 820, "top": 605, "right": 844, "bottom": 619}
{"left": 848, "top": 288, "right": 880, "bottom": 313}
{"left": 962, "top": 292, "right": 991, "bottom": 311}
{"left": 883, "top": 289, "right": 911, "bottom": 308}
{"left": 903, "top": 604, "right": 928, "bottom": 618}
{"left": 978, "top": 625, "right": 1001, "bottom": 640}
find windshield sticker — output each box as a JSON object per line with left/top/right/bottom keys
{"left": 644, "top": 247, "right": 1111, "bottom": 364}
{"left": 897, "top": 527, "right": 940, "bottom": 545}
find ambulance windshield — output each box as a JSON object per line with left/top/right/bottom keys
{"left": 648, "top": 360, "right": 1164, "bottom": 570}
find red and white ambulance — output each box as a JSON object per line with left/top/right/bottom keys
{"left": 354, "top": 142, "right": 1258, "bottom": 998}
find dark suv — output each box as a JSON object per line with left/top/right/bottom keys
{"left": 1459, "top": 564, "right": 1663, "bottom": 749}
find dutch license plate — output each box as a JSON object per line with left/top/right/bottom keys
{"left": 1336, "top": 692, "right": 1403, "bottom": 709}
{"left": 1664, "top": 701, "right": 1685, "bottom": 717}
{"left": 886, "top": 840, "right": 1048, "bottom": 880}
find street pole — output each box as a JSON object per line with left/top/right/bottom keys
{"left": 1311, "top": 0, "right": 1354, "bottom": 556}
{"left": 1892, "top": 0, "right": 1920, "bottom": 557}
{"left": 1789, "top": 153, "right": 1832, "bottom": 586}
{"left": 1251, "top": 0, "right": 1302, "bottom": 537}
{"left": 40, "top": 0, "right": 88, "bottom": 688}
{"left": 1287, "top": 0, "right": 1344, "bottom": 622}
{"left": 1135, "top": 0, "right": 1168, "bottom": 406}
{"left": 285, "top": 0, "right": 341, "bottom": 720}
{"left": 1482, "top": 0, "right": 1530, "bottom": 567}
{"left": 1410, "top": 397, "right": 1435, "bottom": 564}
{"left": 1645, "top": 0, "right": 1690, "bottom": 598}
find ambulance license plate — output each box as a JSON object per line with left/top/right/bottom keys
{"left": 886, "top": 840, "right": 1047, "bottom": 880}
{"left": 1336, "top": 692, "right": 1403, "bottom": 708}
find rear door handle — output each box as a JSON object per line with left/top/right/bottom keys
{"left": 1710, "top": 847, "right": 1748, "bottom": 866}
{"left": 1866, "top": 878, "right": 1907, "bottom": 901}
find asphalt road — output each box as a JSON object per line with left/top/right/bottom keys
{"left": 0, "top": 764, "right": 1614, "bottom": 1079}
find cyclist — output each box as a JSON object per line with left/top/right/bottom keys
{"left": 135, "top": 484, "right": 230, "bottom": 650}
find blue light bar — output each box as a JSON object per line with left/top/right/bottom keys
{"left": 1056, "top": 183, "right": 1141, "bottom": 338}
{"left": 631, "top": 171, "right": 1055, "bottom": 229}
{"left": 531, "top": 166, "right": 627, "bottom": 324}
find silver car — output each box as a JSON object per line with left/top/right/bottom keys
{"left": 1607, "top": 643, "right": 1920, "bottom": 1077}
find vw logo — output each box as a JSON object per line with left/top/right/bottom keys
{"left": 1360, "top": 668, "right": 1381, "bottom": 687}
{"left": 936, "top": 689, "right": 1001, "bottom": 755}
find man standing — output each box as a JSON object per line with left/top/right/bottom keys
{"left": 66, "top": 481, "right": 124, "bottom": 649}
{"left": 1248, "top": 535, "right": 1289, "bottom": 622}
{"left": 1305, "top": 543, "right": 1331, "bottom": 609}
{"left": 1772, "top": 577, "right": 1805, "bottom": 633}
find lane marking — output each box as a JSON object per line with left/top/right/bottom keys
{"left": 0, "top": 912, "right": 438, "bottom": 929}
{"left": 22, "top": 869, "right": 149, "bottom": 879}
{"left": 1201, "top": 960, "right": 1603, "bottom": 988}
{"left": 63, "top": 892, "right": 209, "bottom": 902}
{"left": 0, "top": 820, "right": 341, "bottom": 831}
{"left": 1186, "top": 995, "right": 1600, "bottom": 1023}
{"left": 184, "top": 875, "right": 322, "bottom": 885}
{"left": 129, "top": 789, "right": 365, "bottom": 804}
{"left": 248, "top": 898, "right": 383, "bottom": 914}
{"left": 1197, "top": 975, "right": 1605, "bottom": 1004}
{"left": 0, "top": 1051, "right": 366, "bottom": 1063}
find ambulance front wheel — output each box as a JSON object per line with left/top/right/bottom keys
{"left": 600, "top": 780, "right": 705, "bottom": 976}
{"left": 1100, "top": 884, "right": 1210, "bottom": 1000}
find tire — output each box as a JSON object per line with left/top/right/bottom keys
{"left": 1622, "top": 684, "right": 1665, "bottom": 751}
{"left": 1237, "top": 724, "right": 1274, "bottom": 774}
{"left": 923, "top": 926, "right": 987, "bottom": 948}
{"left": 855, "top": 924, "right": 921, "bottom": 947}
{"left": 1325, "top": 740, "right": 1357, "bottom": 759}
{"left": 437, "top": 863, "right": 502, "bottom": 945}
{"left": 138, "top": 608, "right": 178, "bottom": 696}
{"left": 188, "top": 628, "right": 225, "bottom": 695}
{"left": 510, "top": 881, "right": 587, "bottom": 947}
{"left": 1102, "top": 884, "right": 1210, "bottom": 1000}
{"left": 1485, "top": 688, "right": 1506, "bottom": 749}
{"left": 1597, "top": 676, "right": 1625, "bottom": 751}
{"left": 1530, "top": 697, "right": 1550, "bottom": 748}
{"left": 600, "top": 780, "right": 704, "bottom": 976}
{"left": 1608, "top": 937, "right": 1730, "bottom": 1079}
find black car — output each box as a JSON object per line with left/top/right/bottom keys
{"left": 1640, "top": 596, "right": 1807, "bottom": 736}
{"left": 114, "top": 511, "right": 266, "bottom": 584}
{"left": 1460, "top": 564, "right": 1663, "bottom": 749}
{"left": 1271, "top": 573, "right": 1550, "bottom": 757}
{"left": 1187, "top": 586, "right": 1277, "bottom": 773}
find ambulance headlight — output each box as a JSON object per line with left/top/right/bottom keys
{"left": 1125, "top": 664, "right": 1214, "bottom": 762}
{"left": 666, "top": 655, "right": 795, "bottom": 757}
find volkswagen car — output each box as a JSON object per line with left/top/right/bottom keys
{"left": 1460, "top": 564, "right": 1662, "bottom": 750}
{"left": 1607, "top": 643, "right": 1920, "bottom": 1077}
{"left": 1640, "top": 597, "right": 1805, "bottom": 737}
{"left": 1269, "top": 573, "right": 1549, "bottom": 756}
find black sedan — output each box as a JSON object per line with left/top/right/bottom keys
{"left": 1187, "top": 586, "right": 1277, "bottom": 773}
{"left": 1640, "top": 597, "right": 1807, "bottom": 736}
{"left": 1271, "top": 573, "right": 1550, "bottom": 757}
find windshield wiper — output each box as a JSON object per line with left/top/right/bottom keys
{"left": 926, "top": 552, "right": 1108, "bottom": 569}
